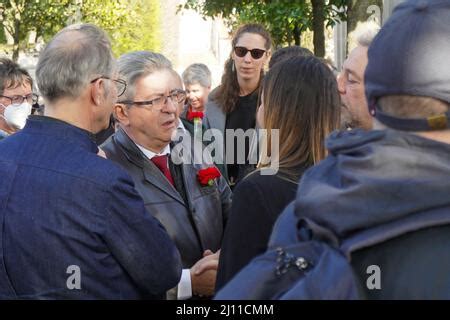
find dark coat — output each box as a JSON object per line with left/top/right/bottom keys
{"left": 102, "top": 127, "right": 232, "bottom": 268}
{"left": 0, "top": 116, "right": 181, "bottom": 299}
{"left": 216, "top": 169, "right": 300, "bottom": 290}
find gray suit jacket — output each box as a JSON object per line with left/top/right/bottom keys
{"left": 204, "top": 98, "right": 226, "bottom": 137}
{"left": 102, "top": 128, "right": 232, "bottom": 268}
{"left": 204, "top": 93, "right": 228, "bottom": 181}
{"left": 204, "top": 90, "right": 259, "bottom": 184}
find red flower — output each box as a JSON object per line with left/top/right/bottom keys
{"left": 197, "top": 167, "right": 221, "bottom": 186}
{"left": 187, "top": 110, "right": 204, "bottom": 121}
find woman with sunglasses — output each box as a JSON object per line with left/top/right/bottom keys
{"left": 204, "top": 24, "right": 272, "bottom": 187}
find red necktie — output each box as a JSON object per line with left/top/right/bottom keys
{"left": 151, "top": 154, "right": 175, "bottom": 187}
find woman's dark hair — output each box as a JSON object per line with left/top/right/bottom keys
{"left": 214, "top": 23, "right": 272, "bottom": 114}
{"left": 259, "top": 56, "right": 341, "bottom": 181}
{"left": 268, "top": 46, "right": 314, "bottom": 69}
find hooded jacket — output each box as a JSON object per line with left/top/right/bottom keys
{"left": 216, "top": 129, "right": 450, "bottom": 300}
{"left": 292, "top": 129, "right": 450, "bottom": 242}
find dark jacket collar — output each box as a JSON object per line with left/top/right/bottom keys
{"left": 112, "top": 127, "right": 149, "bottom": 168}
{"left": 24, "top": 115, "right": 98, "bottom": 153}
{"left": 111, "top": 127, "right": 186, "bottom": 205}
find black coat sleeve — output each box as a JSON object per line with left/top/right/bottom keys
{"left": 216, "top": 177, "right": 276, "bottom": 291}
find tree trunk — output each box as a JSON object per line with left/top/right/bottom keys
{"left": 311, "top": 0, "right": 325, "bottom": 57}
{"left": 35, "top": 26, "right": 42, "bottom": 43}
{"left": 293, "top": 24, "right": 301, "bottom": 46}
{"left": 12, "top": 18, "right": 20, "bottom": 62}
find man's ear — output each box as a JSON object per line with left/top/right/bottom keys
{"left": 90, "top": 78, "right": 104, "bottom": 106}
{"left": 114, "top": 103, "right": 130, "bottom": 126}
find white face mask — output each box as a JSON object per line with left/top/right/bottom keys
{"left": 3, "top": 102, "right": 32, "bottom": 129}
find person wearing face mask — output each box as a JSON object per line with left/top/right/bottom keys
{"left": 0, "top": 58, "right": 36, "bottom": 140}
{"left": 0, "top": 23, "right": 181, "bottom": 299}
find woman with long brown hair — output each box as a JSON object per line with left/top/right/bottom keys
{"left": 216, "top": 56, "right": 341, "bottom": 290}
{"left": 205, "top": 23, "right": 272, "bottom": 187}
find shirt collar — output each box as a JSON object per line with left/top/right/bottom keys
{"left": 136, "top": 143, "right": 171, "bottom": 160}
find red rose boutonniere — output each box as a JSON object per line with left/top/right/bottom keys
{"left": 197, "top": 167, "right": 221, "bottom": 186}
{"left": 187, "top": 110, "right": 204, "bottom": 122}
{"left": 187, "top": 109, "right": 204, "bottom": 141}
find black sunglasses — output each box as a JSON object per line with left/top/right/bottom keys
{"left": 234, "top": 46, "right": 266, "bottom": 59}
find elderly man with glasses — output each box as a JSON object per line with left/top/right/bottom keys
{"left": 102, "top": 51, "right": 232, "bottom": 300}
{"left": 0, "top": 58, "right": 38, "bottom": 140}
{"left": 0, "top": 24, "right": 182, "bottom": 299}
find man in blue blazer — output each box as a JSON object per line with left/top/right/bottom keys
{"left": 0, "top": 23, "right": 181, "bottom": 299}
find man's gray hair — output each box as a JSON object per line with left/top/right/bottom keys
{"left": 117, "top": 51, "right": 173, "bottom": 102}
{"left": 0, "top": 58, "right": 33, "bottom": 95}
{"left": 348, "top": 21, "right": 381, "bottom": 51}
{"left": 36, "top": 23, "right": 114, "bottom": 103}
{"left": 182, "top": 63, "right": 211, "bottom": 88}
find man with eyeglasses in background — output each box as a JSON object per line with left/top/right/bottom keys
{"left": 0, "top": 24, "right": 182, "bottom": 299}
{"left": 0, "top": 58, "right": 38, "bottom": 140}
{"left": 102, "top": 51, "right": 232, "bottom": 300}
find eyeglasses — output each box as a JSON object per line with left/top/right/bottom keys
{"left": 0, "top": 93, "right": 38, "bottom": 106}
{"left": 118, "top": 90, "right": 187, "bottom": 111}
{"left": 234, "top": 46, "right": 267, "bottom": 59}
{"left": 90, "top": 76, "right": 127, "bottom": 97}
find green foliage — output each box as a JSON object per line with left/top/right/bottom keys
{"left": 0, "top": 0, "right": 76, "bottom": 60}
{"left": 179, "top": 0, "right": 347, "bottom": 47}
{"left": 232, "top": 1, "right": 311, "bottom": 46}
{"left": 0, "top": 0, "right": 161, "bottom": 61}
{"left": 29, "top": 0, "right": 77, "bottom": 41}
{"left": 0, "top": 26, "right": 6, "bottom": 44}
{"left": 78, "top": 0, "right": 161, "bottom": 56}
{"left": 325, "top": 0, "right": 348, "bottom": 27}
{"left": 111, "top": 0, "right": 161, "bottom": 56}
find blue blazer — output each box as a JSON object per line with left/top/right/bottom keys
{"left": 0, "top": 116, "right": 182, "bottom": 299}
